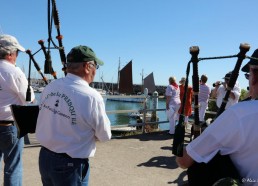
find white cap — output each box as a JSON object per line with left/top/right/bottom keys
{"left": 0, "top": 34, "right": 25, "bottom": 53}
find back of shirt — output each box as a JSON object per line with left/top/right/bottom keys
{"left": 165, "top": 84, "right": 181, "bottom": 105}
{"left": 36, "top": 73, "right": 111, "bottom": 159}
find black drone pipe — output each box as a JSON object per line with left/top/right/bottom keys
{"left": 189, "top": 46, "right": 202, "bottom": 139}
{"left": 26, "top": 50, "right": 48, "bottom": 85}
{"left": 216, "top": 43, "right": 250, "bottom": 117}
{"left": 172, "top": 61, "right": 191, "bottom": 156}
{"left": 38, "top": 40, "right": 57, "bottom": 79}
{"left": 51, "top": 0, "right": 67, "bottom": 74}
{"left": 25, "top": 57, "right": 32, "bottom": 102}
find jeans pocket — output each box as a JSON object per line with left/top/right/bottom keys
{"left": 0, "top": 130, "right": 15, "bottom": 150}
{"left": 81, "top": 161, "right": 89, "bottom": 181}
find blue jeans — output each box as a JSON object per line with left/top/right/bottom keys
{"left": 0, "top": 125, "right": 24, "bottom": 186}
{"left": 39, "top": 147, "right": 90, "bottom": 186}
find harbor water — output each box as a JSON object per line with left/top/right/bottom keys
{"left": 35, "top": 93, "right": 169, "bottom": 130}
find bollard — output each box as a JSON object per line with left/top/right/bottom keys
{"left": 150, "top": 91, "right": 159, "bottom": 131}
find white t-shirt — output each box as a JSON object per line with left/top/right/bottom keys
{"left": 165, "top": 84, "right": 181, "bottom": 106}
{"left": 0, "top": 59, "right": 35, "bottom": 120}
{"left": 216, "top": 82, "right": 240, "bottom": 109}
{"left": 199, "top": 83, "right": 210, "bottom": 103}
{"left": 186, "top": 100, "right": 258, "bottom": 185}
{"left": 36, "top": 73, "right": 111, "bottom": 158}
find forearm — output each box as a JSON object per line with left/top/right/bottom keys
{"left": 176, "top": 148, "right": 194, "bottom": 169}
{"left": 166, "top": 97, "right": 171, "bottom": 110}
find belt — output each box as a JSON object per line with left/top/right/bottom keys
{"left": 0, "top": 120, "right": 14, "bottom": 126}
{"left": 42, "top": 146, "right": 88, "bottom": 160}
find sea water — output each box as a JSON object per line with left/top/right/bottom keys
{"left": 35, "top": 93, "right": 169, "bottom": 130}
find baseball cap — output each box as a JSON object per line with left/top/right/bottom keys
{"left": 241, "top": 49, "right": 258, "bottom": 72}
{"left": 223, "top": 72, "right": 232, "bottom": 80}
{"left": 0, "top": 34, "right": 25, "bottom": 52}
{"left": 67, "top": 45, "right": 104, "bottom": 65}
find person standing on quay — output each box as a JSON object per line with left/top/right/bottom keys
{"left": 165, "top": 76, "right": 181, "bottom": 135}
{"left": 211, "top": 71, "right": 241, "bottom": 110}
{"left": 198, "top": 74, "right": 211, "bottom": 122}
{"left": 178, "top": 77, "right": 193, "bottom": 128}
{"left": 36, "top": 45, "right": 112, "bottom": 186}
{"left": 0, "top": 34, "right": 35, "bottom": 185}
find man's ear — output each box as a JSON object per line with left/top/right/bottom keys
{"left": 84, "top": 63, "right": 91, "bottom": 74}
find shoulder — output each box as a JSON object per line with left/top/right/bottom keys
{"left": 2, "top": 65, "right": 26, "bottom": 82}
{"left": 166, "top": 85, "right": 172, "bottom": 90}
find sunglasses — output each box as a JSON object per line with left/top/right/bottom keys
{"left": 88, "top": 62, "right": 99, "bottom": 70}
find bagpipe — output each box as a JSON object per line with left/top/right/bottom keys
{"left": 11, "top": 0, "right": 66, "bottom": 139}
{"left": 173, "top": 43, "right": 250, "bottom": 185}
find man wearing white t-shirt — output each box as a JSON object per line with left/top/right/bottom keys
{"left": 36, "top": 45, "right": 111, "bottom": 186}
{"left": 0, "top": 34, "right": 35, "bottom": 185}
{"left": 212, "top": 71, "right": 241, "bottom": 109}
{"left": 176, "top": 49, "right": 258, "bottom": 186}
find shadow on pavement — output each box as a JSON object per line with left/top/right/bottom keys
{"left": 137, "top": 155, "right": 178, "bottom": 170}
{"left": 137, "top": 155, "right": 188, "bottom": 185}
{"left": 168, "top": 170, "right": 188, "bottom": 185}
{"left": 113, "top": 130, "right": 174, "bottom": 141}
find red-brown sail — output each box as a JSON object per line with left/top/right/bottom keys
{"left": 118, "top": 60, "right": 133, "bottom": 94}
{"left": 143, "top": 72, "right": 156, "bottom": 94}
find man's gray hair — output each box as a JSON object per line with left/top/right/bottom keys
{"left": 0, "top": 49, "right": 11, "bottom": 59}
{"left": 66, "top": 62, "right": 84, "bottom": 70}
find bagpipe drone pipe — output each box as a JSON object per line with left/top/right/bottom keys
{"left": 173, "top": 43, "right": 250, "bottom": 185}
{"left": 11, "top": 0, "right": 66, "bottom": 139}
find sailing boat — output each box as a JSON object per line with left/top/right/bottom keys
{"left": 143, "top": 72, "right": 156, "bottom": 95}
{"left": 107, "top": 60, "right": 145, "bottom": 103}
{"left": 107, "top": 60, "right": 156, "bottom": 102}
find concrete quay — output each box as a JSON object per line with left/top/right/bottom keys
{"left": 1, "top": 131, "right": 189, "bottom": 186}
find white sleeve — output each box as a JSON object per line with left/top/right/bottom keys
{"left": 186, "top": 108, "right": 245, "bottom": 163}
{"left": 92, "top": 98, "right": 112, "bottom": 142}
{"left": 12, "top": 68, "right": 35, "bottom": 104}
{"left": 231, "top": 83, "right": 241, "bottom": 100}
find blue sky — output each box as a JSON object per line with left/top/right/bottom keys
{"left": 1, "top": 0, "right": 258, "bottom": 90}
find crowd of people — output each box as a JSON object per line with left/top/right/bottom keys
{"left": 165, "top": 69, "right": 243, "bottom": 135}
{"left": 1, "top": 33, "right": 257, "bottom": 185}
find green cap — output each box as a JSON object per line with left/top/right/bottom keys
{"left": 67, "top": 45, "right": 104, "bottom": 65}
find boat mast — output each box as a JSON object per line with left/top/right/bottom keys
{"left": 141, "top": 69, "right": 144, "bottom": 93}
{"left": 117, "top": 57, "right": 121, "bottom": 92}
